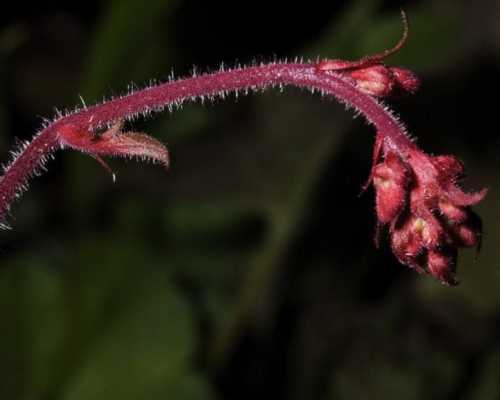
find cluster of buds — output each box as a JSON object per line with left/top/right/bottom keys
{"left": 370, "top": 135, "right": 486, "bottom": 285}
{"left": 316, "top": 10, "right": 486, "bottom": 284}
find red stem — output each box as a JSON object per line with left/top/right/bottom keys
{"left": 0, "top": 62, "right": 415, "bottom": 225}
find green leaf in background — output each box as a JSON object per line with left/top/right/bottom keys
{"left": 466, "top": 346, "right": 500, "bottom": 400}
{"left": 61, "top": 280, "right": 210, "bottom": 400}
{"left": 0, "top": 261, "right": 67, "bottom": 399}
{"left": 0, "top": 232, "right": 213, "bottom": 400}
{"left": 0, "top": 23, "right": 28, "bottom": 152}
{"left": 82, "top": 0, "right": 180, "bottom": 99}
{"left": 308, "top": 0, "right": 461, "bottom": 70}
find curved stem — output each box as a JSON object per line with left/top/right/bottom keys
{"left": 0, "top": 129, "right": 59, "bottom": 227}
{"left": 0, "top": 62, "right": 415, "bottom": 225}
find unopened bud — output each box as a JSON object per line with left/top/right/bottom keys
{"left": 432, "top": 155, "right": 465, "bottom": 183}
{"left": 427, "top": 249, "right": 458, "bottom": 286}
{"left": 373, "top": 153, "right": 410, "bottom": 223}
{"left": 453, "top": 223, "right": 480, "bottom": 247}
{"left": 391, "top": 216, "right": 426, "bottom": 271}
{"left": 349, "top": 65, "right": 395, "bottom": 97}
{"left": 391, "top": 67, "right": 420, "bottom": 94}
{"left": 348, "top": 66, "right": 420, "bottom": 97}
{"left": 439, "top": 200, "right": 468, "bottom": 223}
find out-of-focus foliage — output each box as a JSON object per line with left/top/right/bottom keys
{"left": 1, "top": 0, "right": 500, "bottom": 399}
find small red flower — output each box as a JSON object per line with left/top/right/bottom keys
{"left": 371, "top": 140, "right": 486, "bottom": 285}
{"left": 372, "top": 152, "right": 409, "bottom": 224}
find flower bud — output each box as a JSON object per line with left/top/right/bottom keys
{"left": 452, "top": 223, "right": 480, "bottom": 248}
{"left": 390, "top": 216, "right": 426, "bottom": 271}
{"left": 391, "top": 67, "right": 420, "bottom": 94}
{"left": 347, "top": 66, "right": 420, "bottom": 97}
{"left": 448, "top": 211, "right": 482, "bottom": 249}
{"left": 432, "top": 155, "right": 465, "bottom": 183}
{"left": 427, "top": 249, "right": 458, "bottom": 286}
{"left": 411, "top": 214, "right": 444, "bottom": 249}
{"left": 439, "top": 200, "right": 468, "bottom": 223}
{"left": 372, "top": 153, "right": 410, "bottom": 223}
{"left": 349, "top": 65, "right": 395, "bottom": 97}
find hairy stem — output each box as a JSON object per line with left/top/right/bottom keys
{"left": 0, "top": 62, "right": 415, "bottom": 224}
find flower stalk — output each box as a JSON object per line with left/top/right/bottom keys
{"left": 0, "top": 14, "right": 486, "bottom": 284}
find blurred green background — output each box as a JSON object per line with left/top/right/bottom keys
{"left": 1, "top": 0, "right": 500, "bottom": 398}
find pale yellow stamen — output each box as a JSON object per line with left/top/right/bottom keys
{"left": 373, "top": 176, "right": 392, "bottom": 189}
{"left": 413, "top": 218, "right": 427, "bottom": 233}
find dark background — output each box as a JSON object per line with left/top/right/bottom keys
{"left": 1, "top": 0, "right": 500, "bottom": 399}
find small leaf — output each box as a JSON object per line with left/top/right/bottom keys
{"left": 58, "top": 122, "right": 170, "bottom": 173}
